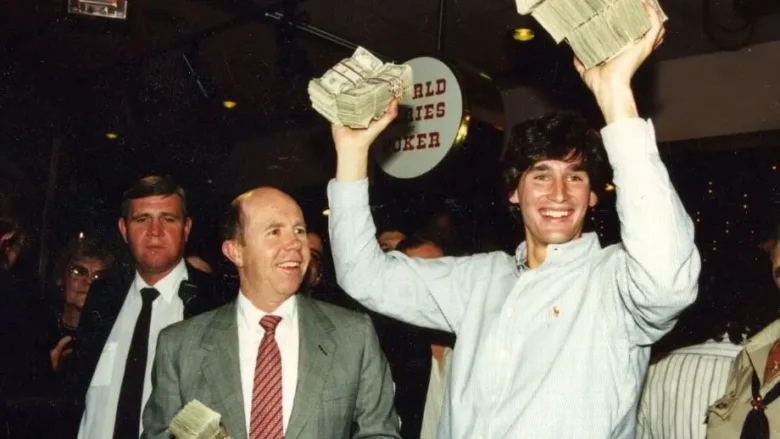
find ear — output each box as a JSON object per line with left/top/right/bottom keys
{"left": 589, "top": 191, "right": 599, "bottom": 208}
{"left": 508, "top": 188, "right": 520, "bottom": 205}
{"left": 183, "top": 217, "right": 193, "bottom": 243}
{"left": 0, "top": 232, "right": 14, "bottom": 245}
{"left": 221, "top": 240, "right": 243, "bottom": 268}
{"left": 118, "top": 218, "right": 128, "bottom": 243}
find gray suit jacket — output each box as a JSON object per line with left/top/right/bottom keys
{"left": 141, "top": 295, "right": 400, "bottom": 439}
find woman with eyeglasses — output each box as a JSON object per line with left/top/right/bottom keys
{"left": 49, "top": 236, "right": 115, "bottom": 372}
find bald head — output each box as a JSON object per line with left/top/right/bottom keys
{"left": 221, "top": 186, "right": 311, "bottom": 311}
{"left": 223, "top": 187, "right": 300, "bottom": 242}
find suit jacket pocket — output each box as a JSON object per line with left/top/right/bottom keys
{"left": 321, "top": 384, "right": 356, "bottom": 402}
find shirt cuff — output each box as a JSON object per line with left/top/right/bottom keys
{"left": 326, "top": 178, "right": 370, "bottom": 208}
{"left": 600, "top": 118, "right": 659, "bottom": 165}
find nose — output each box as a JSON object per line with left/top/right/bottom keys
{"left": 147, "top": 219, "right": 164, "bottom": 236}
{"left": 548, "top": 176, "right": 568, "bottom": 203}
{"left": 283, "top": 232, "right": 304, "bottom": 251}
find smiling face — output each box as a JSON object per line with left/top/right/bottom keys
{"left": 118, "top": 194, "right": 191, "bottom": 285}
{"left": 222, "top": 188, "right": 310, "bottom": 310}
{"left": 509, "top": 157, "right": 598, "bottom": 252}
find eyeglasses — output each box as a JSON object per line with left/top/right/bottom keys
{"left": 68, "top": 264, "right": 105, "bottom": 282}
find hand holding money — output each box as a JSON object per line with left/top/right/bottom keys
{"left": 517, "top": 0, "right": 668, "bottom": 69}
{"left": 309, "top": 47, "right": 412, "bottom": 128}
{"left": 169, "top": 400, "right": 229, "bottom": 439}
{"left": 575, "top": 1, "right": 665, "bottom": 123}
{"left": 332, "top": 99, "right": 399, "bottom": 182}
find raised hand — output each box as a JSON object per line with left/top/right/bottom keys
{"left": 574, "top": 0, "right": 666, "bottom": 123}
{"left": 332, "top": 99, "right": 399, "bottom": 181}
{"left": 51, "top": 335, "right": 74, "bottom": 372}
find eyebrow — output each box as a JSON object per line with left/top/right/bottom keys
{"left": 263, "top": 221, "right": 307, "bottom": 230}
{"left": 131, "top": 211, "right": 182, "bottom": 220}
{"left": 529, "top": 161, "right": 587, "bottom": 172}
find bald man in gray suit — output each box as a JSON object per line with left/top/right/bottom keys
{"left": 142, "top": 187, "right": 399, "bottom": 439}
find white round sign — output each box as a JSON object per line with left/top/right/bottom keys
{"left": 373, "top": 57, "right": 464, "bottom": 179}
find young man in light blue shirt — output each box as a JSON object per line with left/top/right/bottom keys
{"left": 326, "top": 4, "right": 700, "bottom": 438}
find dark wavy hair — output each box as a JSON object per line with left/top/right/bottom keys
{"left": 500, "top": 111, "right": 609, "bottom": 202}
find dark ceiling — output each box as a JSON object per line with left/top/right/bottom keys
{"left": 1, "top": 0, "right": 779, "bottom": 201}
{"left": 4, "top": 0, "right": 780, "bottom": 90}
{"left": 3, "top": 0, "right": 780, "bottom": 133}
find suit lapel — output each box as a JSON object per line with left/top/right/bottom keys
{"left": 286, "top": 296, "right": 337, "bottom": 439}
{"left": 200, "top": 301, "right": 247, "bottom": 439}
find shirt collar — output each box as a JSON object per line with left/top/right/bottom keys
{"left": 514, "top": 232, "right": 602, "bottom": 271}
{"left": 237, "top": 291, "right": 298, "bottom": 334}
{"left": 747, "top": 320, "right": 780, "bottom": 355}
{"left": 133, "top": 258, "right": 188, "bottom": 304}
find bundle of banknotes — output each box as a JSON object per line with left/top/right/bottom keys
{"left": 308, "top": 47, "right": 413, "bottom": 128}
{"left": 516, "top": 0, "right": 667, "bottom": 68}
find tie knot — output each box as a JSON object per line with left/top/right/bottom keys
{"left": 260, "top": 315, "right": 282, "bottom": 333}
{"left": 140, "top": 287, "right": 160, "bottom": 304}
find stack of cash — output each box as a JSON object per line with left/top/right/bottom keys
{"left": 169, "top": 400, "right": 226, "bottom": 439}
{"left": 308, "top": 47, "right": 413, "bottom": 128}
{"left": 516, "top": 0, "right": 667, "bottom": 68}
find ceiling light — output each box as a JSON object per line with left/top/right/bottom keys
{"left": 605, "top": 183, "right": 615, "bottom": 192}
{"left": 513, "top": 28, "right": 535, "bottom": 42}
{"left": 222, "top": 100, "right": 237, "bottom": 109}
{"left": 105, "top": 132, "right": 118, "bottom": 140}
{"left": 322, "top": 209, "right": 330, "bottom": 216}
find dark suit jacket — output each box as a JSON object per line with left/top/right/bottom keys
{"left": 141, "top": 295, "right": 401, "bottom": 439}
{"left": 64, "top": 262, "right": 232, "bottom": 431}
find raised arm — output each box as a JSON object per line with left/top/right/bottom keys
{"left": 579, "top": 2, "right": 699, "bottom": 343}
{"left": 327, "top": 101, "right": 497, "bottom": 333}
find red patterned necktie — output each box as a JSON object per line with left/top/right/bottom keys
{"left": 249, "top": 315, "right": 284, "bottom": 439}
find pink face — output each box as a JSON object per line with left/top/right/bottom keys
{"left": 62, "top": 257, "right": 106, "bottom": 310}
{"left": 224, "top": 188, "right": 311, "bottom": 302}
{"left": 509, "top": 159, "right": 598, "bottom": 249}
{"left": 119, "top": 195, "right": 191, "bottom": 280}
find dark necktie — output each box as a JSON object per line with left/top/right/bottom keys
{"left": 114, "top": 287, "right": 159, "bottom": 439}
{"left": 740, "top": 370, "right": 780, "bottom": 439}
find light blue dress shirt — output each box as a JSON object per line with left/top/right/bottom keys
{"left": 327, "top": 118, "right": 700, "bottom": 439}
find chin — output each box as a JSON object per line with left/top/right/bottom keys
{"left": 537, "top": 230, "right": 575, "bottom": 244}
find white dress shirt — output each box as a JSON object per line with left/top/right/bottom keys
{"left": 420, "top": 347, "right": 452, "bottom": 439}
{"left": 328, "top": 119, "right": 700, "bottom": 439}
{"left": 236, "top": 292, "right": 299, "bottom": 434}
{"left": 78, "top": 259, "right": 188, "bottom": 439}
{"left": 637, "top": 338, "right": 743, "bottom": 439}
